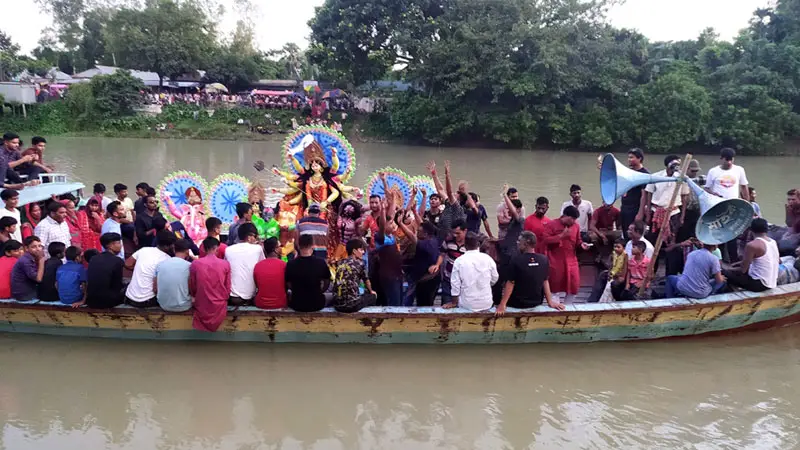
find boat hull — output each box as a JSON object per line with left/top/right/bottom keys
{"left": 1, "top": 284, "right": 799, "bottom": 343}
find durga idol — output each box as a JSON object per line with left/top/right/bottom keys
{"left": 271, "top": 134, "right": 360, "bottom": 217}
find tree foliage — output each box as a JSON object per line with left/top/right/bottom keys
{"left": 90, "top": 69, "right": 144, "bottom": 117}
{"left": 106, "top": 0, "right": 216, "bottom": 85}
{"left": 311, "top": 0, "right": 800, "bottom": 152}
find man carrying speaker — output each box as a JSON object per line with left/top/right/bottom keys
{"left": 643, "top": 155, "right": 690, "bottom": 274}
{"left": 622, "top": 148, "right": 650, "bottom": 240}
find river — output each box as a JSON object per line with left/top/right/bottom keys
{"left": 1, "top": 137, "right": 799, "bottom": 449}
{"left": 1, "top": 330, "right": 799, "bottom": 449}
{"left": 41, "top": 137, "right": 797, "bottom": 222}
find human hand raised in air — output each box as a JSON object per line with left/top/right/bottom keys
{"left": 426, "top": 160, "right": 436, "bottom": 175}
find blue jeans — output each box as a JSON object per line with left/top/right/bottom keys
{"left": 382, "top": 279, "right": 403, "bottom": 306}
{"left": 665, "top": 275, "right": 726, "bottom": 299}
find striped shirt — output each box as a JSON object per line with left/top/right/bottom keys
{"left": 297, "top": 216, "right": 329, "bottom": 252}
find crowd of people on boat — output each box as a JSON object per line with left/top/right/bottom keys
{"left": 0, "top": 130, "right": 799, "bottom": 332}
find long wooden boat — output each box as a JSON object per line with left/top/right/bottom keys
{"left": 1, "top": 282, "right": 799, "bottom": 343}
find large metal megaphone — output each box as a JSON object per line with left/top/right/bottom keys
{"left": 686, "top": 179, "right": 755, "bottom": 245}
{"left": 599, "top": 154, "right": 680, "bottom": 204}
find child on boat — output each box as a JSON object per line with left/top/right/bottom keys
{"left": 614, "top": 241, "right": 650, "bottom": 301}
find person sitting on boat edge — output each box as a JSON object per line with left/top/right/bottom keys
{"left": 155, "top": 239, "right": 193, "bottom": 313}
{"left": 125, "top": 230, "right": 175, "bottom": 308}
{"left": 190, "top": 238, "right": 232, "bottom": 332}
{"left": 332, "top": 238, "right": 377, "bottom": 313}
{"left": 723, "top": 218, "right": 779, "bottom": 292}
{"left": 38, "top": 242, "right": 65, "bottom": 302}
{"left": 55, "top": 246, "right": 88, "bottom": 308}
{"left": 0, "top": 240, "right": 22, "bottom": 299}
{"left": 285, "top": 234, "right": 332, "bottom": 312}
{"left": 225, "top": 223, "right": 265, "bottom": 307}
{"left": 665, "top": 242, "right": 726, "bottom": 299}
{"left": 10, "top": 236, "right": 45, "bottom": 301}
{"left": 496, "top": 231, "right": 564, "bottom": 316}
{"left": 85, "top": 233, "right": 126, "bottom": 309}
{"left": 444, "top": 232, "right": 498, "bottom": 311}
{"left": 253, "top": 237, "right": 287, "bottom": 309}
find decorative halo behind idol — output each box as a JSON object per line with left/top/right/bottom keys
{"left": 365, "top": 167, "right": 413, "bottom": 209}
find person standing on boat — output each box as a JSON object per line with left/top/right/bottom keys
{"left": 643, "top": 155, "right": 689, "bottom": 243}
{"left": 621, "top": 148, "right": 649, "bottom": 240}
{"left": 723, "top": 218, "right": 779, "bottom": 292}
{"left": 0, "top": 189, "right": 22, "bottom": 242}
{"left": 103, "top": 201, "right": 127, "bottom": 260}
{"left": 524, "top": 197, "right": 551, "bottom": 254}
{"left": 560, "top": 185, "right": 593, "bottom": 240}
{"left": 443, "top": 232, "right": 498, "bottom": 311}
{"left": 497, "top": 187, "right": 525, "bottom": 240}
{"left": 226, "top": 203, "right": 253, "bottom": 246}
{"left": 33, "top": 202, "right": 71, "bottom": 256}
{"left": 190, "top": 238, "right": 232, "bottom": 332}
{"left": 10, "top": 236, "right": 45, "bottom": 301}
{"left": 542, "top": 206, "right": 588, "bottom": 303}
{"left": 134, "top": 195, "right": 164, "bottom": 250}
{"left": 496, "top": 231, "right": 564, "bottom": 315}
{"left": 705, "top": 148, "right": 750, "bottom": 263}
{"left": 432, "top": 220, "right": 468, "bottom": 306}
{"left": 133, "top": 183, "right": 152, "bottom": 216}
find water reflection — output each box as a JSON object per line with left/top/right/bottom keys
{"left": 1, "top": 329, "right": 799, "bottom": 449}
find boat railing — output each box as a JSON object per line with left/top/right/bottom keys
{"left": 18, "top": 173, "right": 70, "bottom": 184}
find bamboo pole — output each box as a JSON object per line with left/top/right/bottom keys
{"left": 638, "top": 154, "right": 692, "bottom": 296}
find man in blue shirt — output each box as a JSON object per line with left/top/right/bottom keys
{"left": 56, "top": 246, "right": 88, "bottom": 306}
{"left": 665, "top": 243, "right": 726, "bottom": 299}
{"left": 11, "top": 236, "right": 45, "bottom": 301}
{"left": 102, "top": 201, "right": 126, "bottom": 259}
{"left": 155, "top": 239, "right": 193, "bottom": 312}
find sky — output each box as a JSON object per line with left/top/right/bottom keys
{"left": 4, "top": 0, "right": 773, "bottom": 56}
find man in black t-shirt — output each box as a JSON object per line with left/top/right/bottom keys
{"left": 286, "top": 234, "right": 332, "bottom": 312}
{"left": 86, "top": 233, "right": 125, "bottom": 309}
{"left": 620, "top": 148, "right": 649, "bottom": 240}
{"left": 496, "top": 231, "right": 564, "bottom": 315}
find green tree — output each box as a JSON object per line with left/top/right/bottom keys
{"left": 90, "top": 69, "right": 144, "bottom": 117}
{"left": 106, "top": 0, "right": 216, "bottom": 86}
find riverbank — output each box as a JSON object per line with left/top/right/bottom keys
{"left": 4, "top": 102, "right": 800, "bottom": 155}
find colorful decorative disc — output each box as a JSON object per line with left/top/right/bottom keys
{"left": 157, "top": 171, "right": 208, "bottom": 223}
{"left": 365, "top": 168, "right": 413, "bottom": 209}
{"left": 411, "top": 175, "right": 437, "bottom": 210}
{"left": 208, "top": 174, "right": 250, "bottom": 231}
{"left": 282, "top": 126, "right": 356, "bottom": 183}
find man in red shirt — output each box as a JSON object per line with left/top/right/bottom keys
{"left": 0, "top": 241, "right": 23, "bottom": 298}
{"left": 190, "top": 238, "right": 232, "bottom": 332}
{"left": 253, "top": 237, "right": 287, "bottom": 309}
{"left": 590, "top": 201, "right": 622, "bottom": 244}
{"left": 523, "top": 197, "right": 551, "bottom": 254}
{"left": 360, "top": 195, "right": 382, "bottom": 248}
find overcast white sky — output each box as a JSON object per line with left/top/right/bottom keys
{"left": 4, "top": 0, "right": 772, "bottom": 55}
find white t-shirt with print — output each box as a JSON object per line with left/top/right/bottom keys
{"left": 706, "top": 165, "right": 748, "bottom": 200}
{"left": 126, "top": 247, "right": 170, "bottom": 302}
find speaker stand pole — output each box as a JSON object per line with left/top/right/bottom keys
{"left": 638, "top": 154, "right": 693, "bottom": 297}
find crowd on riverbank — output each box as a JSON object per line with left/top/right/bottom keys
{"left": 141, "top": 91, "right": 353, "bottom": 112}
{"left": 0, "top": 130, "right": 799, "bottom": 332}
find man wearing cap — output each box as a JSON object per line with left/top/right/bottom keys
{"left": 297, "top": 203, "right": 329, "bottom": 260}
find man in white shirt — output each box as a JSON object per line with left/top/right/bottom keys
{"left": 644, "top": 155, "right": 689, "bottom": 242}
{"left": 0, "top": 189, "right": 22, "bottom": 242}
{"left": 444, "top": 232, "right": 498, "bottom": 311}
{"left": 706, "top": 147, "right": 749, "bottom": 262}
{"left": 34, "top": 201, "right": 71, "bottom": 253}
{"left": 225, "top": 223, "right": 265, "bottom": 306}
{"left": 124, "top": 231, "right": 175, "bottom": 307}
{"left": 625, "top": 220, "right": 654, "bottom": 259}
{"left": 560, "top": 184, "right": 593, "bottom": 235}
{"left": 706, "top": 148, "right": 749, "bottom": 201}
